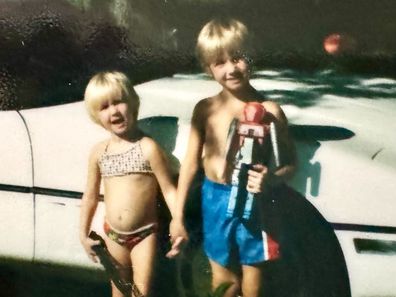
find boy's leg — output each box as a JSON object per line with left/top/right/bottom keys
{"left": 209, "top": 259, "right": 240, "bottom": 297}
{"left": 130, "top": 233, "right": 157, "bottom": 297}
{"left": 104, "top": 236, "right": 133, "bottom": 297}
{"left": 241, "top": 265, "right": 263, "bottom": 297}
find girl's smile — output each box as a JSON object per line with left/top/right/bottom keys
{"left": 98, "top": 99, "right": 134, "bottom": 136}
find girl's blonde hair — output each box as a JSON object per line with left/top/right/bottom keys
{"left": 196, "top": 18, "right": 251, "bottom": 69}
{"left": 84, "top": 71, "right": 139, "bottom": 126}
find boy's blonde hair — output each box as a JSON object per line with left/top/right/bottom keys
{"left": 196, "top": 18, "right": 251, "bottom": 68}
{"left": 84, "top": 71, "right": 139, "bottom": 126}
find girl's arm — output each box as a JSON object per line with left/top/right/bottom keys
{"left": 142, "top": 137, "right": 177, "bottom": 215}
{"left": 79, "top": 144, "right": 102, "bottom": 262}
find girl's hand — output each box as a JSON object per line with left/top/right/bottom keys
{"left": 247, "top": 164, "right": 269, "bottom": 193}
{"left": 166, "top": 236, "right": 185, "bottom": 258}
{"left": 168, "top": 218, "right": 188, "bottom": 257}
{"left": 81, "top": 236, "right": 101, "bottom": 263}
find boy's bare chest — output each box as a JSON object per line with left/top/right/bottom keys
{"left": 205, "top": 108, "right": 242, "bottom": 146}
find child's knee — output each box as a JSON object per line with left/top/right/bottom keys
{"left": 241, "top": 276, "right": 262, "bottom": 297}
{"left": 242, "top": 283, "right": 261, "bottom": 297}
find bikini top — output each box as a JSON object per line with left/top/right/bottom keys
{"left": 99, "top": 141, "right": 153, "bottom": 177}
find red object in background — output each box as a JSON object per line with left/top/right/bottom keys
{"left": 323, "top": 33, "right": 356, "bottom": 55}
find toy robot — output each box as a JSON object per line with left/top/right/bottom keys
{"left": 225, "top": 102, "right": 280, "bottom": 219}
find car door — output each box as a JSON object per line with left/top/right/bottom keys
{"left": 0, "top": 110, "right": 34, "bottom": 260}
{"left": 286, "top": 99, "right": 396, "bottom": 297}
{"left": 20, "top": 102, "right": 106, "bottom": 268}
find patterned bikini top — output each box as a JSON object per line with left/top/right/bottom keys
{"left": 99, "top": 141, "right": 153, "bottom": 177}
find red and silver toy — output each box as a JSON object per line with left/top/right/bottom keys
{"left": 225, "top": 102, "right": 280, "bottom": 219}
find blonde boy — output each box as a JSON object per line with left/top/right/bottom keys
{"left": 170, "top": 19, "right": 296, "bottom": 297}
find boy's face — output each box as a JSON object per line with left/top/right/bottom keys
{"left": 207, "top": 52, "right": 250, "bottom": 92}
{"left": 97, "top": 96, "right": 135, "bottom": 136}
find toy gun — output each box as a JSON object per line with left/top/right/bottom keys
{"left": 88, "top": 231, "right": 144, "bottom": 297}
{"left": 225, "top": 102, "right": 280, "bottom": 219}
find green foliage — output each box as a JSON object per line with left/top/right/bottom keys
{"left": 207, "top": 282, "right": 233, "bottom": 297}
{"left": 67, "top": 0, "right": 92, "bottom": 10}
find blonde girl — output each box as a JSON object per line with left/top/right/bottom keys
{"left": 80, "top": 71, "right": 179, "bottom": 297}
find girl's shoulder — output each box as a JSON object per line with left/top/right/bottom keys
{"left": 89, "top": 139, "right": 110, "bottom": 161}
{"left": 139, "top": 135, "right": 158, "bottom": 151}
{"left": 139, "top": 136, "right": 165, "bottom": 160}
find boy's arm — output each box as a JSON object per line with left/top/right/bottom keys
{"left": 79, "top": 144, "right": 102, "bottom": 262}
{"left": 170, "top": 101, "right": 205, "bottom": 241}
{"left": 141, "top": 137, "right": 185, "bottom": 258}
{"left": 268, "top": 101, "right": 297, "bottom": 184}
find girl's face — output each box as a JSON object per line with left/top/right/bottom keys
{"left": 208, "top": 51, "right": 251, "bottom": 92}
{"left": 97, "top": 96, "right": 135, "bottom": 136}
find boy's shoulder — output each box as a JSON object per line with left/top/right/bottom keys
{"left": 192, "top": 96, "right": 211, "bottom": 117}
{"left": 196, "top": 95, "right": 216, "bottom": 106}
{"left": 261, "top": 100, "right": 283, "bottom": 117}
{"left": 193, "top": 94, "right": 221, "bottom": 113}
{"left": 261, "top": 99, "right": 280, "bottom": 109}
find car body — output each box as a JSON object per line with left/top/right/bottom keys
{"left": 1, "top": 70, "right": 396, "bottom": 297}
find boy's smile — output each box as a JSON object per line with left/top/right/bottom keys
{"left": 208, "top": 53, "right": 250, "bottom": 92}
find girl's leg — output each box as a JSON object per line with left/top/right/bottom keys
{"left": 104, "top": 236, "right": 132, "bottom": 297}
{"left": 241, "top": 265, "right": 263, "bottom": 297}
{"left": 130, "top": 233, "right": 157, "bottom": 297}
{"left": 209, "top": 259, "right": 240, "bottom": 297}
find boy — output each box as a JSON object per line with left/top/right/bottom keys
{"left": 171, "top": 19, "right": 296, "bottom": 297}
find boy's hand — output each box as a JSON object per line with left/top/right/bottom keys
{"left": 247, "top": 164, "right": 269, "bottom": 193}
{"left": 80, "top": 236, "right": 101, "bottom": 263}
{"left": 169, "top": 218, "right": 189, "bottom": 243}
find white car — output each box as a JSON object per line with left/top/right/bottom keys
{"left": 1, "top": 70, "right": 395, "bottom": 297}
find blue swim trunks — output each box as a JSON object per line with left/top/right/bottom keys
{"left": 202, "top": 177, "right": 279, "bottom": 266}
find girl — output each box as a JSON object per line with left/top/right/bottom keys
{"left": 80, "top": 71, "right": 179, "bottom": 297}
